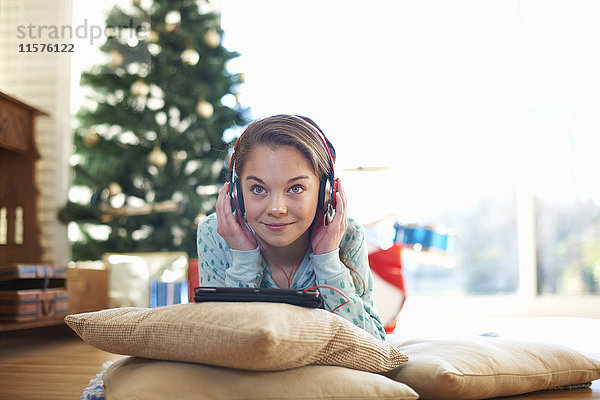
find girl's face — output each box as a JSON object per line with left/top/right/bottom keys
{"left": 240, "top": 145, "right": 320, "bottom": 249}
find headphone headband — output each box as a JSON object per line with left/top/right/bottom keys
{"left": 291, "top": 115, "right": 336, "bottom": 180}
{"left": 227, "top": 133, "right": 244, "bottom": 183}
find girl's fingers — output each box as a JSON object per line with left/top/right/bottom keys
{"left": 216, "top": 183, "right": 239, "bottom": 233}
{"left": 215, "top": 184, "right": 226, "bottom": 218}
{"left": 336, "top": 179, "right": 348, "bottom": 211}
{"left": 216, "top": 183, "right": 229, "bottom": 208}
{"left": 338, "top": 180, "right": 349, "bottom": 229}
{"left": 216, "top": 185, "right": 231, "bottom": 221}
{"left": 221, "top": 184, "right": 235, "bottom": 220}
{"left": 332, "top": 191, "right": 348, "bottom": 235}
{"left": 216, "top": 183, "right": 256, "bottom": 251}
{"left": 331, "top": 180, "right": 347, "bottom": 229}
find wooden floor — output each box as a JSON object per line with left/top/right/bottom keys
{"left": 0, "top": 324, "right": 122, "bottom": 400}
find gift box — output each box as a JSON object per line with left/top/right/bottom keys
{"left": 0, "top": 264, "right": 69, "bottom": 321}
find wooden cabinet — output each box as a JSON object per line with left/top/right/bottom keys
{"left": 0, "top": 91, "right": 47, "bottom": 263}
{"left": 0, "top": 91, "right": 63, "bottom": 332}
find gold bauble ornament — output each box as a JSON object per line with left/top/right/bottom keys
{"left": 108, "top": 50, "right": 124, "bottom": 67}
{"left": 148, "top": 144, "right": 168, "bottom": 168}
{"left": 203, "top": 29, "right": 221, "bottom": 48}
{"left": 108, "top": 182, "right": 122, "bottom": 197}
{"left": 146, "top": 30, "right": 159, "bottom": 42}
{"left": 131, "top": 79, "right": 149, "bottom": 97}
{"left": 181, "top": 48, "right": 200, "bottom": 65}
{"left": 195, "top": 100, "right": 214, "bottom": 119}
{"left": 83, "top": 128, "right": 100, "bottom": 147}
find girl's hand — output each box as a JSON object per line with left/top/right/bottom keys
{"left": 216, "top": 183, "right": 257, "bottom": 251}
{"left": 311, "top": 179, "right": 348, "bottom": 255}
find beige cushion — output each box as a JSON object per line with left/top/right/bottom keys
{"left": 103, "top": 356, "right": 419, "bottom": 400}
{"left": 384, "top": 336, "right": 600, "bottom": 400}
{"left": 65, "top": 302, "right": 407, "bottom": 372}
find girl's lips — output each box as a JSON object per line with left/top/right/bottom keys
{"left": 264, "top": 222, "right": 292, "bottom": 232}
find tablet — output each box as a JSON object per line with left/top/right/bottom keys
{"left": 193, "top": 286, "right": 324, "bottom": 308}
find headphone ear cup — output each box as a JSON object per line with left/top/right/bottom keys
{"left": 318, "top": 177, "right": 327, "bottom": 211}
{"left": 320, "top": 177, "right": 335, "bottom": 212}
{"left": 330, "top": 178, "right": 338, "bottom": 210}
{"left": 229, "top": 167, "right": 245, "bottom": 217}
{"left": 320, "top": 177, "right": 336, "bottom": 226}
{"left": 235, "top": 180, "right": 245, "bottom": 216}
{"left": 229, "top": 180, "right": 238, "bottom": 213}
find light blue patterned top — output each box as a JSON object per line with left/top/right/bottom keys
{"left": 196, "top": 213, "right": 386, "bottom": 339}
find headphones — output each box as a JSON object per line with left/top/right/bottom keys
{"left": 228, "top": 115, "right": 337, "bottom": 223}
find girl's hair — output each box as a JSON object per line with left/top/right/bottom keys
{"left": 232, "top": 114, "right": 335, "bottom": 182}
{"left": 231, "top": 114, "right": 366, "bottom": 295}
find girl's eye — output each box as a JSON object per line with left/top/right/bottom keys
{"left": 250, "top": 185, "right": 265, "bottom": 195}
{"left": 289, "top": 185, "right": 304, "bottom": 194}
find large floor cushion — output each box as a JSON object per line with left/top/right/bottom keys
{"left": 385, "top": 336, "right": 600, "bottom": 399}
{"left": 102, "top": 356, "right": 419, "bottom": 400}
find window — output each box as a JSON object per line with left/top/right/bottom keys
{"left": 0, "top": 207, "right": 7, "bottom": 245}
{"left": 523, "top": 0, "right": 600, "bottom": 295}
{"left": 221, "top": 0, "right": 600, "bottom": 301}
{"left": 14, "top": 206, "right": 24, "bottom": 245}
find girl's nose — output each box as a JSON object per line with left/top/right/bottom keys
{"left": 267, "top": 194, "right": 287, "bottom": 216}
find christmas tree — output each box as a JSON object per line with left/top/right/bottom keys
{"left": 59, "top": 0, "right": 248, "bottom": 261}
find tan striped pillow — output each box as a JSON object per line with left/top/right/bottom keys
{"left": 65, "top": 302, "right": 407, "bottom": 372}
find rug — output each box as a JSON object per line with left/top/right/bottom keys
{"left": 81, "top": 361, "right": 113, "bottom": 400}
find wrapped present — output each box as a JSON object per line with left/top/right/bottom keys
{"left": 103, "top": 252, "right": 188, "bottom": 308}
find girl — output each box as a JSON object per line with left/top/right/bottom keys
{"left": 197, "top": 114, "right": 386, "bottom": 339}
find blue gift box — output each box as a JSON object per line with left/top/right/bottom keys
{"left": 150, "top": 280, "right": 189, "bottom": 307}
